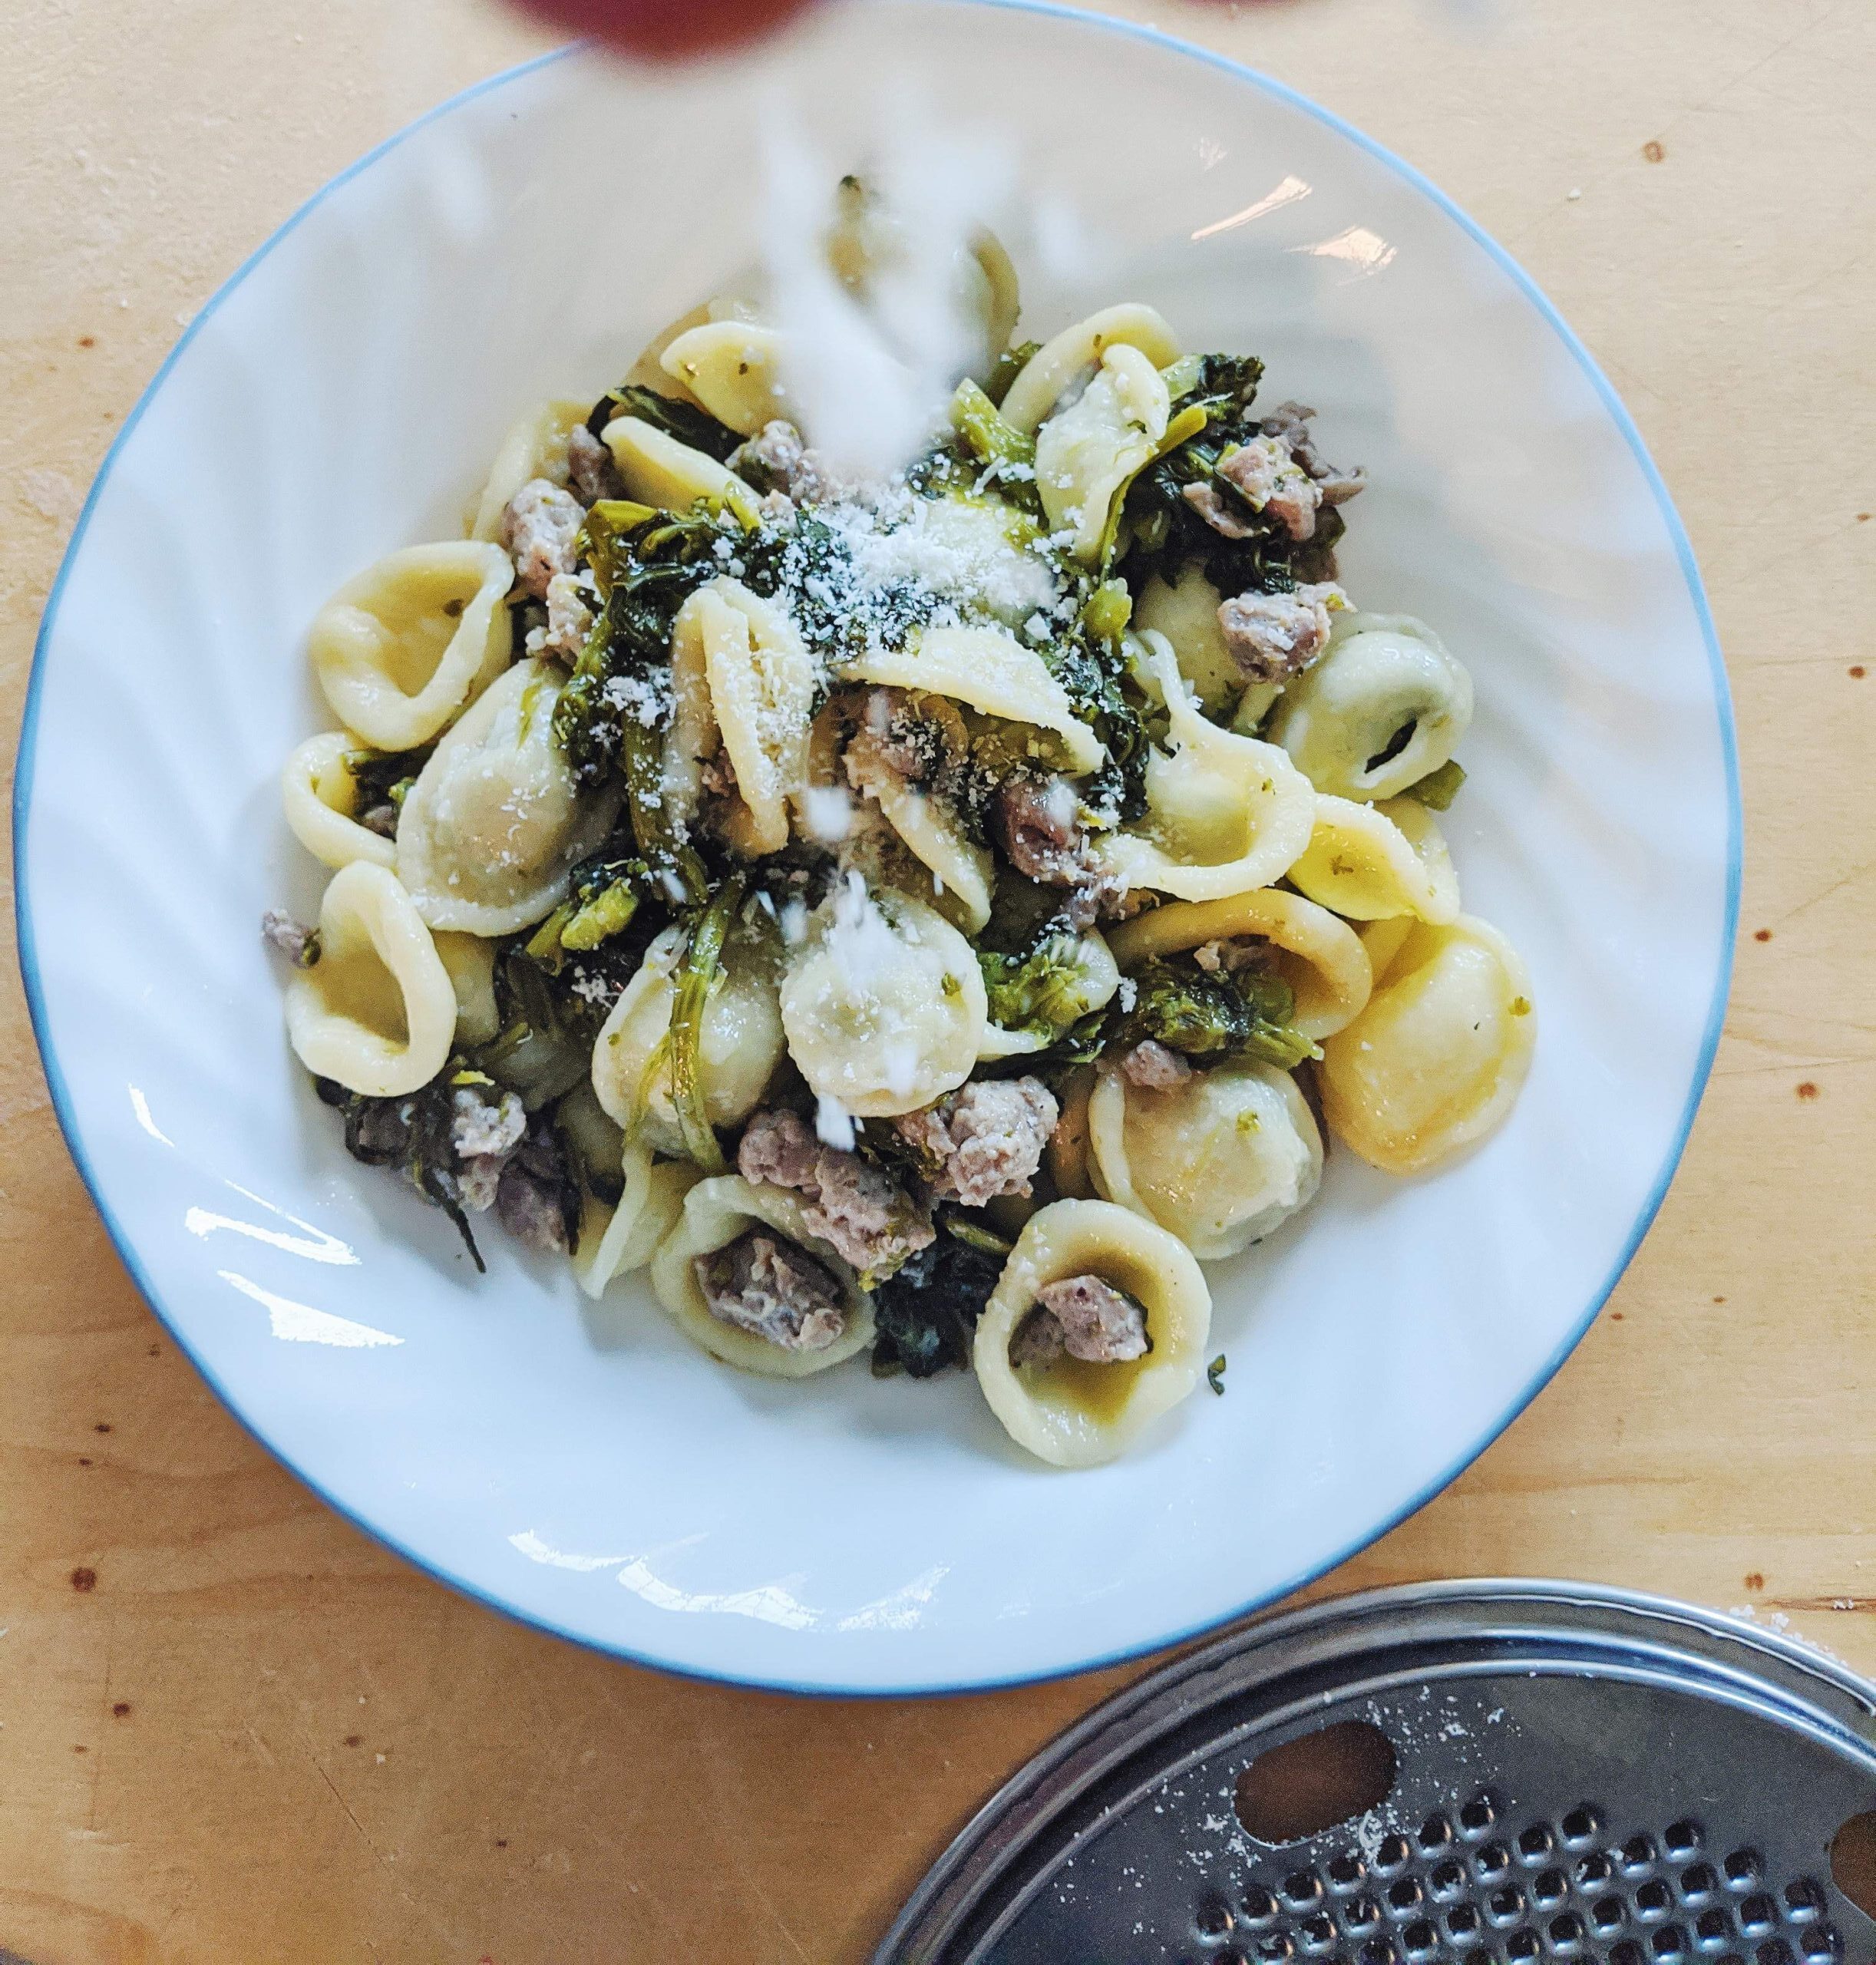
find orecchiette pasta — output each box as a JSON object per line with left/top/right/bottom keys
{"left": 591, "top": 921, "right": 785, "bottom": 1154}
{"left": 576, "top": 1144, "right": 704, "bottom": 1300}
{"left": 433, "top": 930, "right": 501, "bottom": 1046}
{"left": 659, "top": 320, "right": 790, "bottom": 436}
{"left": 395, "top": 656, "right": 619, "bottom": 936}
{"left": 1132, "top": 563, "right": 1263, "bottom": 719}
{"left": 1107, "top": 889, "right": 1372, "bottom": 1041}
{"left": 999, "top": 303, "right": 1183, "bottom": 434}
{"left": 1285, "top": 792, "right": 1461, "bottom": 924}
{"left": 307, "top": 540, "right": 514, "bottom": 753}
{"left": 284, "top": 861, "right": 457, "bottom": 1098}
{"left": 1267, "top": 612, "right": 1474, "bottom": 802}
{"left": 1319, "top": 913, "right": 1535, "bottom": 1174}
{"left": 845, "top": 718, "right": 995, "bottom": 931}
{"left": 281, "top": 733, "right": 396, "bottom": 873}
{"left": 1094, "top": 632, "right": 1315, "bottom": 900}
{"left": 972, "top": 1199, "right": 1213, "bottom": 1467}
{"left": 649, "top": 1175, "right": 877, "bottom": 1377}
{"left": 601, "top": 415, "right": 755, "bottom": 519}
{"left": 671, "top": 580, "right": 815, "bottom": 857}
{"left": 847, "top": 626, "right": 1106, "bottom": 774}
{"left": 778, "top": 878, "right": 987, "bottom": 1118}
{"left": 468, "top": 398, "right": 590, "bottom": 541}
{"left": 1088, "top": 1061, "right": 1323, "bottom": 1261}
{"left": 1035, "top": 344, "right": 1171, "bottom": 564}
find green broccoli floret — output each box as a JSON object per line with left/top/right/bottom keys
{"left": 979, "top": 930, "right": 1114, "bottom": 1042}
{"left": 1111, "top": 959, "right": 1315, "bottom": 1070}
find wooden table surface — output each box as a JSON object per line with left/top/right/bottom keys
{"left": 2, "top": 0, "right": 1872, "bottom": 1957}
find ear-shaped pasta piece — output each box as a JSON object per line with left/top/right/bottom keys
{"left": 1135, "top": 565, "right": 1240, "bottom": 716}
{"left": 395, "top": 657, "right": 619, "bottom": 936}
{"left": 1088, "top": 1062, "right": 1323, "bottom": 1262}
{"left": 284, "top": 862, "right": 457, "bottom": 1097}
{"left": 1035, "top": 344, "right": 1171, "bottom": 564}
{"left": 1107, "top": 888, "right": 1372, "bottom": 1041}
{"left": 999, "top": 304, "right": 1183, "bottom": 434}
{"left": 845, "top": 717, "right": 995, "bottom": 933}
{"left": 1093, "top": 633, "right": 1315, "bottom": 900}
{"left": 659, "top": 321, "right": 789, "bottom": 436}
{"left": 308, "top": 541, "right": 514, "bottom": 752}
{"left": 600, "top": 415, "right": 757, "bottom": 520}
{"left": 967, "top": 230, "right": 1022, "bottom": 375}
{"left": 1266, "top": 612, "right": 1474, "bottom": 802}
{"left": 468, "top": 398, "right": 590, "bottom": 541}
{"left": 591, "top": 923, "right": 784, "bottom": 1156}
{"left": 576, "top": 1144, "right": 705, "bottom": 1299}
{"left": 671, "top": 580, "right": 816, "bottom": 857}
{"left": 1285, "top": 793, "right": 1461, "bottom": 924}
{"left": 847, "top": 626, "right": 1105, "bottom": 774}
{"left": 281, "top": 734, "right": 396, "bottom": 872}
{"left": 972, "top": 1198, "right": 1212, "bottom": 1467}
{"left": 778, "top": 879, "right": 988, "bottom": 1118}
{"left": 433, "top": 931, "right": 500, "bottom": 1046}
{"left": 1319, "top": 913, "right": 1534, "bottom": 1174}
{"left": 649, "top": 1174, "right": 877, "bottom": 1378}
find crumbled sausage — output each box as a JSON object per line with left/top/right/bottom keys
{"left": 260, "top": 910, "right": 317, "bottom": 965}
{"left": 992, "top": 776, "right": 1125, "bottom": 929}
{"left": 1181, "top": 480, "right": 1259, "bottom": 540}
{"left": 500, "top": 478, "right": 584, "bottom": 599}
{"left": 358, "top": 801, "right": 399, "bottom": 839}
{"left": 1257, "top": 401, "right": 1366, "bottom": 507}
{"left": 1217, "top": 435, "right": 1323, "bottom": 542}
{"left": 494, "top": 1121, "right": 577, "bottom": 1253}
{"left": 526, "top": 570, "right": 595, "bottom": 662}
{"left": 730, "top": 419, "right": 864, "bottom": 506}
{"left": 737, "top": 1108, "right": 935, "bottom": 1276}
{"left": 1011, "top": 1273, "right": 1151, "bottom": 1367}
{"left": 1120, "top": 1040, "right": 1191, "bottom": 1091}
{"left": 892, "top": 1077, "right": 1059, "bottom": 1207}
{"left": 566, "top": 421, "right": 624, "bottom": 504}
{"left": 695, "top": 1231, "right": 847, "bottom": 1351}
{"left": 1215, "top": 582, "right": 1346, "bottom": 684}
{"left": 450, "top": 1085, "right": 527, "bottom": 1213}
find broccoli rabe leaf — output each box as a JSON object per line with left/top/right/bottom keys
{"left": 1399, "top": 758, "right": 1467, "bottom": 811}
{"left": 979, "top": 930, "right": 1112, "bottom": 1040}
{"left": 870, "top": 1230, "right": 1006, "bottom": 1379}
{"left": 342, "top": 742, "right": 430, "bottom": 818}
{"left": 584, "top": 382, "right": 741, "bottom": 461}
{"left": 666, "top": 874, "right": 746, "bottom": 1175}
{"left": 983, "top": 339, "right": 1042, "bottom": 408}
{"left": 1110, "top": 959, "right": 1316, "bottom": 1070}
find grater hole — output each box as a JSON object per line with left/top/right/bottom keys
{"left": 1739, "top": 1896, "right": 1778, "bottom": 1937}
{"left": 1243, "top": 1887, "right": 1280, "bottom": 1927}
{"left": 1755, "top": 1943, "right": 1793, "bottom": 1965}
{"left": 1579, "top": 1854, "right": 1617, "bottom": 1890}
{"left": 1430, "top": 1861, "right": 1468, "bottom": 1902}
{"left": 1345, "top": 1897, "right": 1382, "bottom": 1932}
{"left": 1197, "top": 1902, "right": 1237, "bottom": 1937}
{"left": 1357, "top": 1940, "right": 1396, "bottom": 1965}
{"left": 1551, "top": 1912, "right": 1588, "bottom": 1954}
{"left": 1447, "top": 1906, "right": 1482, "bottom": 1943}
{"left": 1666, "top": 1821, "right": 1705, "bottom": 1859}
{"left": 1477, "top": 1844, "right": 1512, "bottom": 1881}
{"left": 1534, "top": 1870, "right": 1569, "bottom": 1910}
{"left": 1387, "top": 1878, "right": 1423, "bottom": 1917}
{"left": 1459, "top": 1795, "right": 1498, "bottom": 1838}
{"left": 1507, "top": 1927, "right": 1542, "bottom": 1960}
{"left": 1375, "top": 1835, "right": 1414, "bottom": 1877}
{"left": 1328, "top": 1854, "right": 1366, "bottom": 1893}
{"left": 1625, "top": 1836, "right": 1660, "bottom": 1876}
{"left": 1234, "top": 1721, "right": 1399, "bottom": 1847}
{"left": 1300, "top": 1914, "right": 1337, "bottom": 1953}
{"left": 1419, "top": 1815, "right": 1454, "bottom": 1853}
{"left": 1284, "top": 1871, "right": 1325, "bottom": 1908}
{"left": 1520, "top": 1825, "right": 1557, "bottom": 1864}
{"left": 1611, "top": 1943, "right": 1646, "bottom": 1965}
{"left": 1637, "top": 1881, "right": 1675, "bottom": 1920}
{"left": 1402, "top": 1920, "right": 1440, "bottom": 1960}
{"left": 1695, "top": 1911, "right": 1733, "bottom": 1949}
{"left": 1683, "top": 1864, "right": 1722, "bottom": 1902}
{"left": 1723, "top": 1851, "right": 1762, "bottom": 1891}
{"left": 1561, "top": 1807, "right": 1604, "bottom": 1850}
{"left": 1218, "top": 1950, "right": 1250, "bottom": 1965}
{"left": 1829, "top": 1812, "right": 1876, "bottom": 1926}
{"left": 1798, "top": 1927, "right": 1839, "bottom": 1963}
{"left": 1256, "top": 1936, "right": 1296, "bottom": 1963}
{"left": 1782, "top": 1880, "right": 1825, "bottom": 1923}
{"left": 1594, "top": 1898, "right": 1629, "bottom": 1934}
{"left": 1653, "top": 1925, "right": 1689, "bottom": 1962}
{"left": 1489, "top": 1887, "right": 1528, "bottom": 1928}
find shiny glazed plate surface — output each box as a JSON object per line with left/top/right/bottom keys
{"left": 15, "top": 0, "right": 1737, "bottom": 1693}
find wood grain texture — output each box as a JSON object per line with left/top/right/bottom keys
{"left": 1, "top": 0, "right": 1871, "bottom": 1957}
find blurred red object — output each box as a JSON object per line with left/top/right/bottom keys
{"left": 515, "top": 0, "right": 825, "bottom": 59}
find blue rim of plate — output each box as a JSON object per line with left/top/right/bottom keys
{"left": 12, "top": 0, "right": 1742, "bottom": 1699}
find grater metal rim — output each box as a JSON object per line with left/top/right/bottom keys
{"left": 874, "top": 1579, "right": 1876, "bottom": 1965}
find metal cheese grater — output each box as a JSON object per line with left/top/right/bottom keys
{"left": 877, "top": 1583, "right": 1876, "bottom": 1965}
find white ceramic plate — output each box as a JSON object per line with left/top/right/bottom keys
{"left": 15, "top": 0, "right": 1737, "bottom": 1694}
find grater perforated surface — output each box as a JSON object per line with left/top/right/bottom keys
{"left": 876, "top": 1585, "right": 1876, "bottom": 1965}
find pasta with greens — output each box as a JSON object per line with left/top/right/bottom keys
{"left": 264, "top": 194, "right": 1533, "bottom": 1466}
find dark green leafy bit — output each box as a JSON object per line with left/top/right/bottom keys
{"left": 583, "top": 381, "right": 741, "bottom": 461}
{"left": 313, "top": 1065, "right": 493, "bottom": 1271}
{"left": 1399, "top": 758, "right": 1466, "bottom": 811}
{"left": 474, "top": 947, "right": 603, "bottom": 1109}
{"left": 870, "top": 1230, "right": 1006, "bottom": 1379}
{"left": 1039, "top": 580, "right": 1150, "bottom": 824}
{"left": 666, "top": 873, "right": 747, "bottom": 1174}
{"left": 557, "top": 1082, "right": 627, "bottom": 1206}
{"left": 342, "top": 742, "right": 429, "bottom": 818}
{"left": 950, "top": 380, "right": 1041, "bottom": 514}
{"left": 1110, "top": 959, "right": 1316, "bottom": 1070}
{"left": 738, "top": 510, "right": 941, "bottom": 665}
{"left": 1119, "top": 349, "right": 1344, "bottom": 599}
{"left": 983, "top": 339, "right": 1041, "bottom": 408}
{"left": 979, "top": 930, "right": 1108, "bottom": 1042}
{"left": 1207, "top": 1352, "right": 1227, "bottom": 1396}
